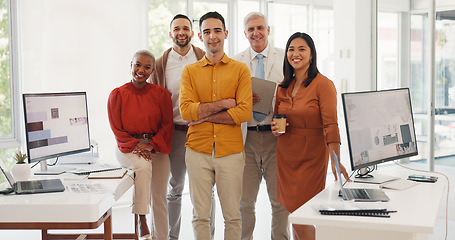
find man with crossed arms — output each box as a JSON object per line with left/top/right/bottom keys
{"left": 151, "top": 14, "right": 215, "bottom": 240}
{"left": 179, "top": 11, "right": 252, "bottom": 240}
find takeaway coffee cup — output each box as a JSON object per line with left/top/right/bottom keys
{"left": 273, "top": 115, "right": 287, "bottom": 133}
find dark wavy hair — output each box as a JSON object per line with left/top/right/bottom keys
{"left": 199, "top": 11, "right": 226, "bottom": 31}
{"left": 170, "top": 14, "right": 192, "bottom": 29}
{"left": 280, "top": 32, "right": 319, "bottom": 88}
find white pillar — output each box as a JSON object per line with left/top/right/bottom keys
{"left": 334, "top": 0, "right": 375, "bottom": 93}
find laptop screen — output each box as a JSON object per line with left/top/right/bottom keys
{"left": 0, "top": 159, "right": 16, "bottom": 187}
{"left": 332, "top": 151, "right": 348, "bottom": 200}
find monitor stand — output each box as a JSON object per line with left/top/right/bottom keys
{"left": 353, "top": 168, "right": 399, "bottom": 184}
{"left": 34, "top": 160, "right": 70, "bottom": 175}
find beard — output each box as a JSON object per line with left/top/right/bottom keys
{"left": 174, "top": 37, "right": 191, "bottom": 48}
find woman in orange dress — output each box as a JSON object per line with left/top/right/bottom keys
{"left": 271, "top": 32, "right": 349, "bottom": 240}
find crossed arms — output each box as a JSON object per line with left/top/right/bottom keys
{"left": 179, "top": 63, "right": 252, "bottom": 126}
{"left": 186, "top": 99, "right": 236, "bottom": 126}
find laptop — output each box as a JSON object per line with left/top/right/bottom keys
{"left": 0, "top": 159, "right": 65, "bottom": 194}
{"left": 333, "top": 152, "right": 389, "bottom": 202}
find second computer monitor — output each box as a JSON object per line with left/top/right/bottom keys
{"left": 342, "top": 88, "right": 418, "bottom": 179}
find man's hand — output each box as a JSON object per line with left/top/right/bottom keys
{"left": 187, "top": 118, "right": 205, "bottom": 126}
{"left": 222, "top": 98, "right": 236, "bottom": 109}
{"left": 198, "top": 98, "right": 236, "bottom": 119}
{"left": 252, "top": 92, "right": 260, "bottom": 105}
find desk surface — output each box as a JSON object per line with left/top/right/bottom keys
{"left": 0, "top": 165, "right": 134, "bottom": 223}
{"left": 289, "top": 167, "right": 446, "bottom": 236}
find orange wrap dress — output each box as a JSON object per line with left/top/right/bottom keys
{"left": 274, "top": 73, "right": 341, "bottom": 213}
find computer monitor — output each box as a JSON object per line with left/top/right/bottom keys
{"left": 23, "top": 92, "right": 91, "bottom": 174}
{"left": 341, "top": 88, "right": 418, "bottom": 183}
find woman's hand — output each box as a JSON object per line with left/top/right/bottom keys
{"left": 331, "top": 161, "right": 350, "bottom": 182}
{"left": 328, "top": 143, "right": 351, "bottom": 182}
{"left": 133, "top": 142, "right": 154, "bottom": 162}
{"left": 271, "top": 120, "right": 289, "bottom": 137}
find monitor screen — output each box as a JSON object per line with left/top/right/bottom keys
{"left": 23, "top": 92, "right": 91, "bottom": 163}
{"left": 342, "top": 88, "right": 418, "bottom": 171}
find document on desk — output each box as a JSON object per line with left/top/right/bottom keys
{"left": 380, "top": 178, "right": 419, "bottom": 190}
{"left": 70, "top": 165, "right": 123, "bottom": 175}
{"left": 88, "top": 169, "right": 127, "bottom": 179}
{"left": 252, "top": 77, "right": 277, "bottom": 115}
{"left": 67, "top": 183, "right": 110, "bottom": 194}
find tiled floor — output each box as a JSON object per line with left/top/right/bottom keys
{"left": 0, "top": 162, "right": 453, "bottom": 239}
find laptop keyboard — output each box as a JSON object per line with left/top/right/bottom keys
{"left": 345, "top": 188, "right": 370, "bottom": 199}
{"left": 19, "top": 181, "right": 44, "bottom": 190}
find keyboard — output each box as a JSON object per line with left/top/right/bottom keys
{"left": 18, "top": 181, "right": 44, "bottom": 190}
{"left": 345, "top": 189, "right": 370, "bottom": 199}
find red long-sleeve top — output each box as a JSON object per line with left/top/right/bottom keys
{"left": 107, "top": 82, "right": 173, "bottom": 154}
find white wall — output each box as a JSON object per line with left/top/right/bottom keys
{"left": 334, "top": 0, "right": 373, "bottom": 93}
{"left": 378, "top": 0, "right": 409, "bottom": 12}
{"left": 412, "top": 0, "right": 455, "bottom": 12}
{"left": 18, "top": 0, "right": 148, "bottom": 163}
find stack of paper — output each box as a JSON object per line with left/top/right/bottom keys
{"left": 88, "top": 169, "right": 127, "bottom": 179}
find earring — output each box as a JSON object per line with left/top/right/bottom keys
{"left": 310, "top": 59, "right": 313, "bottom": 64}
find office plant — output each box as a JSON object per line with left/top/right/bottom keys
{"left": 11, "top": 151, "right": 31, "bottom": 181}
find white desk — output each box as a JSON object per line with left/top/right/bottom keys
{"left": 289, "top": 168, "right": 446, "bottom": 240}
{"left": 0, "top": 166, "right": 136, "bottom": 240}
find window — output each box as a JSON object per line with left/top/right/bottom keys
{"left": 192, "top": 1, "right": 230, "bottom": 54}
{"left": 377, "top": 12, "right": 399, "bottom": 90}
{"left": 148, "top": 0, "right": 187, "bottom": 57}
{"left": 237, "top": 1, "right": 260, "bottom": 52}
{"left": 0, "top": 0, "right": 12, "bottom": 140}
{"left": 433, "top": 11, "right": 455, "bottom": 160}
{"left": 148, "top": 0, "right": 231, "bottom": 56}
{"left": 409, "top": 10, "right": 455, "bottom": 163}
{"left": 267, "top": 2, "right": 308, "bottom": 49}
{"left": 0, "top": 0, "right": 18, "bottom": 183}
{"left": 313, "top": 8, "right": 334, "bottom": 79}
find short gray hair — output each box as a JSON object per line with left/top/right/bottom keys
{"left": 243, "top": 12, "right": 268, "bottom": 30}
{"left": 132, "top": 49, "right": 155, "bottom": 65}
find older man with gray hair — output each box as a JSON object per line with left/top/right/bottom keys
{"left": 233, "top": 12, "right": 290, "bottom": 240}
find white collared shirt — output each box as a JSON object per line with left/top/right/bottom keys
{"left": 249, "top": 45, "right": 270, "bottom": 79}
{"left": 165, "top": 46, "right": 198, "bottom": 125}
{"left": 247, "top": 45, "right": 275, "bottom": 126}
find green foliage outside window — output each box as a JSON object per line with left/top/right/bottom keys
{"left": 0, "top": 0, "right": 11, "bottom": 138}
{"left": 0, "top": 0, "right": 14, "bottom": 186}
{"left": 148, "top": 0, "right": 186, "bottom": 57}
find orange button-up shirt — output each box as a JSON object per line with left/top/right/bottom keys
{"left": 179, "top": 54, "right": 252, "bottom": 157}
